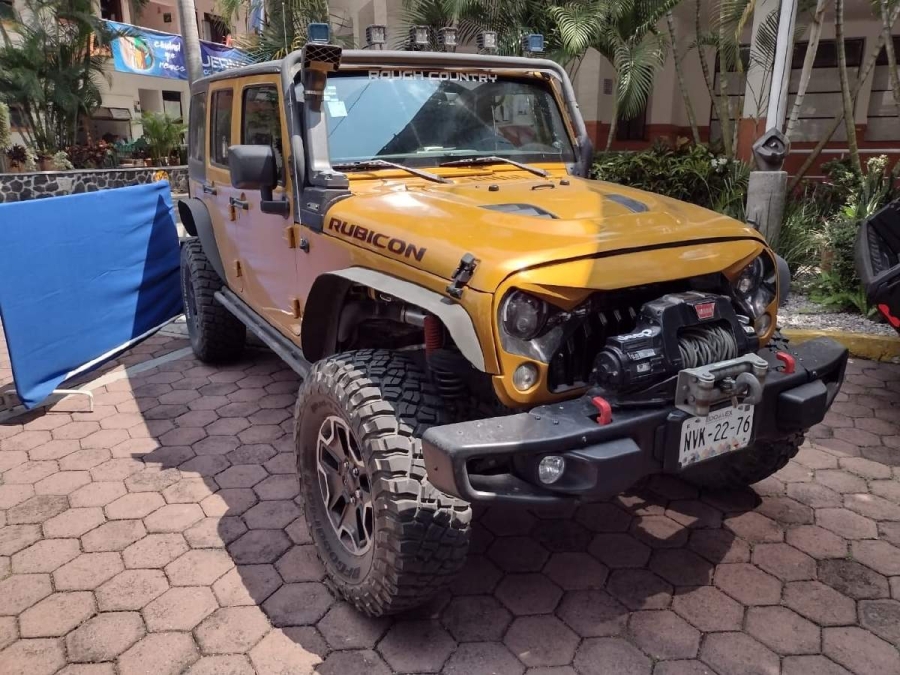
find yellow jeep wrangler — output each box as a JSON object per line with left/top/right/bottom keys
{"left": 178, "top": 40, "right": 848, "bottom": 616}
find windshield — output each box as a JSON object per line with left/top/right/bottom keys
{"left": 317, "top": 72, "right": 576, "bottom": 167}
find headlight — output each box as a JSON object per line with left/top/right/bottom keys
{"left": 733, "top": 254, "right": 777, "bottom": 321}
{"left": 500, "top": 290, "right": 549, "bottom": 340}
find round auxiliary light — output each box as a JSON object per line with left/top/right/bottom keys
{"left": 513, "top": 363, "right": 539, "bottom": 391}
{"left": 538, "top": 455, "right": 566, "bottom": 484}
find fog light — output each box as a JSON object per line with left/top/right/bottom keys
{"left": 513, "top": 363, "right": 539, "bottom": 391}
{"left": 538, "top": 455, "right": 566, "bottom": 484}
{"left": 755, "top": 313, "right": 772, "bottom": 335}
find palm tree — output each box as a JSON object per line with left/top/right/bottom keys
{"left": 0, "top": 0, "right": 120, "bottom": 153}
{"left": 834, "top": 0, "right": 861, "bottom": 173}
{"left": 786, "top": 0, "right": 830, "bottom": 139}
{"left": 177, "top": 0, "right": 203, "bottom": 83}
{"left": 666, "top": 10, "right": 701, "bottom": 144}
{"left": 218, "top": 0, "right": 335, "bottom": 61}
{"left": 877, "top": 0, "right": 900, "bottom": 118}
{"left": 554, "top": 0, "right": 680, "bottom": 150}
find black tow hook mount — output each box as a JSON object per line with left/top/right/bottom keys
{"left": 446, "top": 253, "right": 478, "bottom": 299}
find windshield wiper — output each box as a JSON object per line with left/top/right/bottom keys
{"left": 439, "top": 156, "right": 549, "bottom": 178}
{"left": 332, "top": 159, "right": 450, "bottom": 184}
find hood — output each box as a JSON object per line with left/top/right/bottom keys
{"left": 325, "top": 175, "right": 766, "bottom": 293}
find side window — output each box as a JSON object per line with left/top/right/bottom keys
{"left": 188, "top": 92, "right": 206, "bottom": 162}
{"left": 210, "top": 89, "right": 233, "bottom": 167}
{"left": 241, "top": 85, "right": 284, "bottom": 181}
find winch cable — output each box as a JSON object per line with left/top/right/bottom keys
{"left": 678, "top": 324, "right": 739, "bottom": 369}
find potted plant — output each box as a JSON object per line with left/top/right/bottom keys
{"left": 141, "top": 112, "right": 186, "bottom": 167}
{"left": 6, "top": 144, "right": 27, "bottom": 172}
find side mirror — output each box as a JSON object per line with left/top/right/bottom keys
{"left": 228, "top": 144, "right": 278, "bottom": 191}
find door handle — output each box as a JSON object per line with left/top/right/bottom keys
{"left": 229, "top": 196, "right": 249, "bottom": 210}
{"left": 202, "top": 183, "right": 217, "bottom": 195}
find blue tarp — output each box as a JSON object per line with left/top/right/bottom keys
{"left": 0, "top": 181, "right": 183, "bottom": 408}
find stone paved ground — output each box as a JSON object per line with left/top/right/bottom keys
{"left": 2, "top": 327, "right": 900, "bottom": 675}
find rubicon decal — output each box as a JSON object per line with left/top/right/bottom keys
{"left": 328, "top": 218, "right": 427, "bottom": 262}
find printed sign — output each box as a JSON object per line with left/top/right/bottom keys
{"left": 107, "top": 21, "right": 251, "bottom": 81}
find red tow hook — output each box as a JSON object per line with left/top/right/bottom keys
{"left": 775, "top": 351, "right": 796, "bottom": 374}
{"left": 591, "top": 396, "right": 613, "bottom": 425}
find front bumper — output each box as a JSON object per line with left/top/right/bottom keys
{"left": 422, "top": 337, "right": 848, "bottom": 505}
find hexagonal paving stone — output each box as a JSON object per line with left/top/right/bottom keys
{"left": 317, "top": 602, "right": 391, "bottom": 649}
{"left": 0, "top": 484, "right": 34, "bottom": 510}
{"left": 723, "top": 511, "right": 784, "bottom": 543}
{"left": 630, "top": 515, "right": 689, "bottom": 548}
{"left": 844, "top": 492, "right": 900, "bottom": 521}
{"left": 215, "top": 465, "right": 268, "bottom": 489}
{"left": 815, "top": 508, "right": 878, "bottom": 539}
{"left": 166, "top": 549, "right": 234, "bottom": 586}
{"left": 495, "top": 573, "right": 563, "bottom": 615}
{"left": 96, "top": 569, "right": 169, "bottom": 611}
{"left": 212, "top": 565, "right": 284, "bottom": 607}
{"left": 61, "top": 449, "right": 112, "bottom": 472}
{"left": 530, "top": 519, "right": 592, "bottom": 552}
{"left": 755, "top": 496, "right": 814, "bottom": 525}
{"left": 122, "top": 532, "right": 188, "bottom": 569}
{"left": 68, "top": 481, "right": 127, "bottom": 508}
{"left": 117, "top": 631, "right": 200, "bottom": 675}
{"left": 0, "top": 617, "right": 16, "bottom": 650}
{"left": 818, "top": 559, "right": 890, "bottom": 599}
{"left": 53, "top": 552, "right": 124, "bottom": 590}
{"left": 575, "top": 503, "right": 633, "bottom": 533}
{"left": 143, "top": 586, "right": 219, "bottom": 631}
{"left": 184, "top": 517, "right": 247, "bottom": 549}
{"left": 628, "top": 610, "right": 700, "bottom": 660}
{"left": 185, "top": 655, "right": 254, "bottom": 675}
{"left": 783, "top": 581, "right": 858, "bottom": 626}
{"left": 195, "top": 606, "right": 271, "bottom": 654}
{"left": 714, "top": 563, "right": 782, "bottom": 606}
{"left": 243, "top": 501, "right": 303, "bottom": 532}
{"left": 33, "top": 471, "right": 91, "bottom": 496}
{"left": 699, "top": 632, "right": 780, "bottom": 675}
{"left": 443, "top": 642, "right": 524, "bottom": 675}
{"left": 42, "top": 507, "right": 105, "bottom": 539}
{"left": 317, "top": 649, "right": 393, "bottom": 675}
{"left": 261, "top": 583, "right": 333, "bottom": 626}
{"left": 671, "top": 585, "right": 744, "bottom": 633}
{"left": 486, "top": 536, "right": 549, "bottom": 573}
{"left": 851, "top": 540, "right": 900, "bottom": 576}
{"left": 745, "top": 606, "right": 821, "bottom": 655}
{"left": 179, "top": 455, "right": 231, "bottom": 478}
{"left": 588, "top": 533, "right": 651, "bottom": 569}
{"left": 0, "top": 523, "right": 42, "bottom": 556}
{"left": 201, "top": 489, "right": 259, "bottom": 518}
{"left": 228, "top": 530, "right": 292, "bottom": 564}
{"left": 786, "top": 482, "right": 843, "bottom": 508}
{"left": 275, "top": 544, "right": 325, "bottom": 583}
{"left": 688, "top": 528, "right": 750, "bottom": 564}
{"left": 0, "top": 637, "right": 66, "bottom": 675}
{"left": 19, "top": 591, "right": 96, "bottom": 637}
{"left": 782, "top": 655, "right": 854, "bottom": 675}
{"left": 648, "top": 548, "right": 714, "bottom": 587}
{"left": 378, "top": 620, "right": 457, "bottom": 673}
{"left": 0, "top": 573, "right": 53, "bottom": 616}
{"left": 556, "top": 589, "right": 627, "bottom": 638}
{"left": 785, "top": 524, "right": 847, "bottom": 560}
{"left": 249, "top": 629, "right": 322, "bottom": 674}
{"left": 665, "top": 499, "right": 723, "bottom": 529}
{"left": 573, "top": 637, "right": 652, "bottom": 675}
{"left": 7, "top": 495, "right": 69, "bottom": 524}
{"left": 751, "top": 542, "right": 816, "bottom": 581}
{"left": 12, "top": 538, "right": 80, "bottom": 573}
{"left": 66, "top": 612, "right": 146, "bottom": 662}
{"left": 504, "top": 615, "right": 579, "bottom": 668}
{"left": 162, "top": 478, "right": 216, "bottom": 504}
{"left": 82, "top": 520, "right": 147, "bottom": 552}
{"left": 858, "top": 598, "right": 900, "bottom": 647}
{"left": 3, "top": 460, "right": 59, "bottom": 484}
{"left": 606, "top": 569, "right": 673, "bottom": 610}
{"left": 823, "top": 626, "right": 900, "bottom": 675}
{"left": 543, "top": 552, "right": 609, "bottom": 590}
{"left": 143, "top": 503, "right": 205, "bottom": 533}
{"left": 105, "top": 493, "right": 166, "bottom": 520}
{"left": 253, "top": 474, "right": 299, "bottom": 500}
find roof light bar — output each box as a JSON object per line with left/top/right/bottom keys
{"left": 438, "top": 26, "right": 457, "bottom": 52}
{"left": 522, "top": 33, "right": 544, "bottom": 56}
{"left": 409, "top": 25, "right": 430, "bottom": 50}
{"left": 365, "top": 24, "right": 386, "bottom": 49}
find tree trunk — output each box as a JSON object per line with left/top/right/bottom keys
{"left": 786, "top": 0, "right": 830, "bottom": 139}
{"left": 696, "top": 0, "right": 731, "bottom": 155}
{"left": 717, "top": 1, "right": 734, "bottom": 157}
{"left": 606, "top": 92, "right": 619, "bottom": 151}
{"left": 788, "top": 12, "right": 897, "bottom": 189}
{"left": 176, "top": 0, "right": 203, "bottom": 84}
{"left": 667, "top": 10, "right": 701, "bottom": 144}
{"left": 835, "top": 0, "right": 861, "bottom": 174}
{"left": 879, "top": 0, "right": 900, "bottom": 118}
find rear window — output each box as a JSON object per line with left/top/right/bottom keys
{"left": 189, "top": 92, "right": 206, "bottom": 162}
{"left": 210, "top": 89, "right": 234, "bottom": 167}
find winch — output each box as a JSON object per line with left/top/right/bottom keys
{"left": 592, "top": 292, "right": 759, "bottom": 394}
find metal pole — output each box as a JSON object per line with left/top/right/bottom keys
{"left": 176, "top": 0, "right": 203, "bottom": 84}
{"left": 766, "top": 0, "right": 799, "bottom": 131}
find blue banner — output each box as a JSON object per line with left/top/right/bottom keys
{"left": 0, "top": 182, "right": 183, "bottom": 408}
{"left": 107, "top": 20, "right": 252, "bottom": 80}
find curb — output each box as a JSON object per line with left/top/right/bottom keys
{"left": 782, "top": 328, "right": 900, "bottom": 362}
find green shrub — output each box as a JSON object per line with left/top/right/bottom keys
{"left": 591, "top": 141, "right": 751, "bottom": 220}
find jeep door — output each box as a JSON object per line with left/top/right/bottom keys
{"left": 231, "top": 76, "right": 300, "bottom": 339}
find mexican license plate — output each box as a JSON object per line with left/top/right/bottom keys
{"left": 678, "top": 403, "right": 754, "bottom": 469}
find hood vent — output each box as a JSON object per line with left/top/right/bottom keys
{"left": 482, "top": 203, "right": 558, "bottom": 219}
{"left": 606, "top": 193, "right": 649, "bottom": 213}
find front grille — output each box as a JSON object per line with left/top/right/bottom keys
{"left": 548, "top": 306, "right": 639, "bottom": 391}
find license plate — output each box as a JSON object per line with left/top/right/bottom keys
{"left": 678, "top": 403, "right": 754, "bottom": 469}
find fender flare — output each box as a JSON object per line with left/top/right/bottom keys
{"left": 305, "top": 267, "right": 488, "bottom": 372}
{"left": 177, "top": 198, "right": 226, "bottom": 282}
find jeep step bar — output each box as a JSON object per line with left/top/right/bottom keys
{"left": 214, "top": 289, "right": 312, "bottom": 378}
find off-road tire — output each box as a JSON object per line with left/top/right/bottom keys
{"left": 684, "top": 433, "right": 804, "bottom": 490}
{"left": 294, "top": 349, "right": 472, "bottom": 616}
{"left": 180, "top": 239, "right": 245, "bottom": 363}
